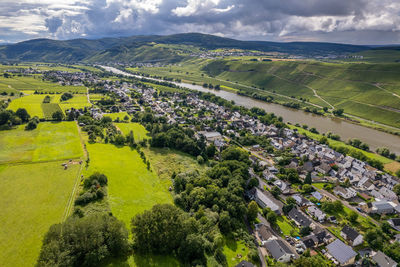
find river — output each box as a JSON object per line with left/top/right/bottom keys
{"left": 102, "top": 66, "right": 400, "bottom": 154}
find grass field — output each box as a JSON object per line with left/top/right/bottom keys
{"left": 0, "top": 122, "right": 83, "bottom": 164}
{"left": 41, "top": 103, "right": 63, "bottom": 119}
{"left": 84, "top": 143, "right": 173, "bottom": 226}
{"left": 115, "top": 122, "right": 149, "bottom": 141}
{"left": 7, "top": 94, "right": 45, "bottom": 117}
{"left": 0, "top": 161, "right": 80, "bottom": 267}
{"left": 276, "top": 216, "right": 299, "bottom": 237}
{"left": 103, "top": 112, "right": 131, "bottom": 122}
{"left": 55, "top": 94, "right": 92, "bottom": 112}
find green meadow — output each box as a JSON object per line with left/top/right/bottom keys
{"left": 115, "top": 122, "right": 150, "bottom": 141}
{"left": 103, "top": 112, "right": 131, "bottom": 121}
{"left": 7, "top": 94, "right": 45, "bottom": 117}
{"left": 0, "top": 161, "right": 80, "bottom": 267}
{"left": 84, "top": 143, "right": 173, "bottom": 226}
{"left": 0, "top": 122, "right": 83, "bottom": 164}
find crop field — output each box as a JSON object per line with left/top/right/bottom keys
{"left": 84, "top": 143, "right": 173, "bottom": 225}
{"left": 41, "top": 103, "right": 63, "bottom": 119}
{"left": 7, "top": 94, "right": 45, "bottom": 117}
{"left": 0, "top": 75, "right": 86, "bottom": 93}
{"left": 115, "top": 122, "right": 149, "bottom": 140}
{"left": 0, "top": 161, "right": 80, "bottom": 267}
{"left": 55, "top": 94, "right": 91, "bottom": 112}
{"left": 0, "top": 122, "right": 83, "bottom": 164}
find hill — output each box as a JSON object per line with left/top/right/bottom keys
{"left": 0, "top": 33, "right": 370, "bottom": 63}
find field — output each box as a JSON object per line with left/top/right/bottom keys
{"left": 0, "top": 161, "right": 80, "bottom": 267}
{"left": 55, "top": 94, "right": 91, "bottom": 112}
{"left": 103, "top": 112, "right": 131, "bottom": 121}
{"left": 115, "top": 122, "right": 149, "bottom": 141}
{"left": 0, "top": 75, "right": 86, "bottom": 93}
{"left": 42, "top": 103, "right": 63, "bottom": 119}
{"left": 0, "top": 122, "right": 83, "bottom": 164}
{"left": 84, "top": 143, "right": 173, "bottom": 226}
{"left": 7, "top": 94, "right": 46, "bottom": 117}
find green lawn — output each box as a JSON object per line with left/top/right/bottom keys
{"left": 84, "top": 143, "right": 173, "bottom": 226}
{"left": 55, "top": 94, "right": 91, "bottom": 112}
{"left": 115, "top": 122, "right": 150, "bottom": 141}
{"left": 0, "top": 122, "right": 83, "bottom": 164}
{"left": 0, "top": 161, "right": 80, "bottom": 267}
{"left": 223, "top": 236, "right": 251, "bottom": 267}
{"left": 276, "top": 216, "right": 299, "bottom": 237}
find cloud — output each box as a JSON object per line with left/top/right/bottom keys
{"left": 1, "top": 0, "right": 400, "bottom": 44}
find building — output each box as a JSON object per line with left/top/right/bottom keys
{"left": 326, "top": 239, "right": 357, "bottom": 266}
{"left": 371, "top": 251, "right": 397, "bottom": 267}
{"left": 198, "top": 131, "right": 222, "bottom": 142}
{"left": 388, "top": 218, "right": 400, "bottom": 231}
{"left": 340, "top": 225, "right": 363, "bottom": 247}
{"left": 235, "top": 260, "right": 255, "bottom": 267}
{"left": 334, "top": 186, "right": 357, "bottom": 199}
{"left": 264, "top": 239, "right": 295, "bottom": 263}
{"left": 311, "top": 191, "right": 323, "bottom": 201}
{"left": 307, "top": 205, "right": 326, "bottom": 222}
{"left": 287, "top": 207, "right": 313, "bottom": 228}
{"left": 371, "top": 200, "right": 395, "bottom": 214}
{"left": 249, "top": 188, "right": 282, "bottom": 214}
{"left": 256, "top": 224, "right": 274, "bottom": 245}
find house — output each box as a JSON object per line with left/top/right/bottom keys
{"left": 292, "top": 194, "right": 312, "bottom": 207}
{"left": 371, "top": 251, "right": 397, "bottom": 267}
{"left": 378, "top": 187, "right": 398, "bottom": 201}
{"left": 307, "top": 205, "right": 326, "bottom": 222}
{"left": 287, "top": 207, "right": 313, "bottom": 228}
{"left": 235, "top": 260, "right": 255, "bottom": 267}
{"left": 256, "top": 224, "right": 274, "bottom": 245}
{"left": 273, "top": 179, "right": 290, "bottom": 194}
{"left": 264, "top": 239, "right": 295, "bottom": 263}
{"left": 340, "top": 225, "right": 363, "bottom": 247}
{"left": 198, "top": 131, "right": 222, "bottom": 142}
{"left": 388, "top": 218, "right": 400, "bottom": 231}
{"left": 249, "top": 188, "right": 282, "bottom": 214}
{"left": 334, "top": 186, "right": 357, "bottom": 199}
{"left": 301, "top": 230, "right": 332, "bottom": 249}
{"left": 371, "top": 200, "right": 395, "bottom": 214}
{"left": 311, "top": 191, "right": 323, "bottom": 201}
{"left": 316, "top": 162, "right": 331, "bottom": 174}
{"left": 326, "top": 239, "right": 357, "bottom": 266}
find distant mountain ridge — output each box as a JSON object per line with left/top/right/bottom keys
{"left": 0, "top": 33, "right": 372, "bottom": 63}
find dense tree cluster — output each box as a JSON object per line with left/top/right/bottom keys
{"left": 37, "top": 213, "right": 129, "bottom": 267}
{"left": 60, "top": 92, "right": 73, "bottom": 101}
{"left": 0, "top": 107, "right": 33, "bottom": 130}
{"left": 78, "top": 116, "right": 120, "bottom": 144}
{"left": 75, "top": 172, "right": 108, "bottom": 206}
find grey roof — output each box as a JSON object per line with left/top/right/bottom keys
{"left": 372, "top": 251, "right": 397, "bottom": 267}
{"left": 235, "top": 260, "right": 255, "bottom": 267}
{"left": 326, "top": 239, "right": 357, "bottom": 265}
{"left": 254, "top": 188, "right": 280, "bottom": 212}
{"left": 341, "top": 225, "right": 361, "bottom": 241}
{"left": 373, "top": 201, "right": 394, "bottom": 211}
{"left": 265, "top": 239, "right": 293, "bottom": 260}
{"left": 288, "top": 207, "right": 312, "bottom": 227}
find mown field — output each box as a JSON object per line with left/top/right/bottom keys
{"left": 0, "top": 122, "right": 83, "bottom": 164}
{"left": 0, "top": 160, "right": 80, "bottom": 267}
{"left": 104, "top": 112, "right": 131, "bottom": 122}
{"left": 115, "top": 122, "right": 149, "bottom": 141}
{"left": 131, "top": 58, "right": 400, "bottom": 129}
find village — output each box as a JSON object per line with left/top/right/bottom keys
{"left": 50, "top": 70, "right": 400, "bottom": 267}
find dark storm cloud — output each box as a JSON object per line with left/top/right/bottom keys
{"left": 0, "top": 0, "right": 399, "bottom": 44}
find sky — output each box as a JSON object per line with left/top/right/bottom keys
{"left": 1, "top": 0, "right": 400, "bottom": 44}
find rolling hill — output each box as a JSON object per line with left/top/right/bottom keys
{"left": 0, "top": 33, "right": 371, "bottom": 63}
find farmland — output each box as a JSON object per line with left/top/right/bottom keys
{"left": 115, "top": 122, "right": 149, "bottom": 141}
{"left": 0, "top": 122, "right": 83, "bottom": 164}
{"left": 84, "top": 143, "right": 173, "bottom": 225}
{"left": 0, "top": 161, "right": 80, "bottom": 267}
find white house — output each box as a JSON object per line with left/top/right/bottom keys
{"left": 340, "top": 225, "right": 363, "bottom": 247}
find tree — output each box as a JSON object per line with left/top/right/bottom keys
{"left": 15, "top": 108, "right": 30, "bottom": 122}
{"left": 37, "top": 213, "right": 129, "bottom": 266}
{"left": 383, "top": 242, "right": 400, "bottom": 263}
{"left": 304, "top": 172, "right": 312, "bottom": 184}
{"left": 365, "top": 229, "right": 384, "bottom": 250}
{"left": 381, "top": 221, "right": 392, "bottom": 234}
{"left": 286, "top": 196, "right": 297, "bottom": 206}
{"left": 60, "top": 92, "right": 73, "bottom": 101}
{"left": 293, "top": 255, "right": 330, "bottom": 267}
{"left": 302, "top": 184, "right": 313, "bottom": 193}
{"left": 393, "top": 183, "right": 400, "bottom": 196}
{"left": 266, "top": 211, "right": 277, "bottom": 225}
{"left": 333, "top": 200, "right": 343, "bottom": 212}
{"left": 300, "top": 226, "right": 311, "bottom": 236}
{"left": 271, "top": 186, "right": 281, "bottom": 198}
{"left": 247, "top": 201, "right": 258, "bottom": 222}
{"left": 348, "top": 211, "right": 358, "bottom": 223}
{"left": 333, "top": 108, "right": 344, "bottom": 116}
{"left": 52, "top": 110, "right": 64, "bottom": 121}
